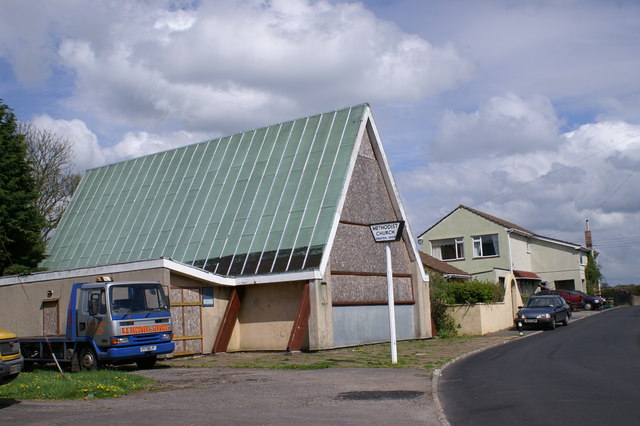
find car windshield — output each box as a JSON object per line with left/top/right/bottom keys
{"left": 526, "top": 298, "right": 554, "bottom": 308}
{"left": 109, "top": 284, "right": 169, "bottom": 315}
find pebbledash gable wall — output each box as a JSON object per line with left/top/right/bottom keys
{"left": 328, "top": 124, "right": 428, "bottom": 346}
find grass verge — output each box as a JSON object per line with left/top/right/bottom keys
{"left": 164, "top": 335, "right": 514, "bottom": 372}
{"left": 0, "top": 369, "right": 153, "bottom": 400}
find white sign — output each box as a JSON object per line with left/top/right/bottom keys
{"left": 369, "top": 221, "right": 405, "bottom": 243}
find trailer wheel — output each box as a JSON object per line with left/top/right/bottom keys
{"left": 79, "top": 347, "right": 98, "bottom": 371}
{"left": 135, "top": 356, "right": 157, "bottom": 370}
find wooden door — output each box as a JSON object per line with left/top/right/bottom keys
{"left": 169, "top": 287, "right": 203, "bottom": 356}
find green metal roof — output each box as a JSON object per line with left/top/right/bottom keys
{"left": 43, "top": 104, "right": 369, "bottom": 276}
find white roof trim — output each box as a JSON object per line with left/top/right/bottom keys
{"left": 506, "top": 228, "right": 534, "bottom": 238}
{"left": 365, "top": 110, "right": 429, "bottom": 282}
{"left": 0, "top": 258, "right": 323, "bottom": 288}
{"left": 531, "top": 234, "right": 586, "bottom": 251}
{"left": 319, "top": 106, "right": 367, "bottom": 276}
{"left": 444, "top": 273, "right": 472, "bottom": 279}
{"left": 507, "top": 228, "right": 586, "bottom": 251}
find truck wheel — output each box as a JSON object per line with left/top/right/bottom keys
{"left": 79, "top": 347, "right": 98, "bottom": 371}
{"left": 135, "top": 356, "right": 157, "bottom": 370}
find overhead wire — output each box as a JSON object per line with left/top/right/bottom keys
{"left": 473, "top": 133, "right": 637, "bottom": 210}
{"left": 558, "top": 157, "right": 640, "bottom": 233}
{"left": 470, "top": 129, "right": 639, "bottom": 240}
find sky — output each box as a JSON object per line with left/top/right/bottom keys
{"left": 1, "top": 0, "right": 639, "bottom": 284}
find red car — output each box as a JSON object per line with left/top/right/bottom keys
{"left": 538, "top": 289, "right": 585, "bottom": 310}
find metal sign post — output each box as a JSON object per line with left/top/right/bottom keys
{"left": 384, "top": 241, "right": 397, "bottom": 364}
{"left": 369, "top": 221, "right": 405, "bottom": 365}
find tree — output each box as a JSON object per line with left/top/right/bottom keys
{"left": 0, "top": 100, "right": 47, "bottom": 275}
{"left": 585, "top": 251, "right": 602, "bottom": 295}
{"left": 18, "top": 123, "right": 81, "bottom": 243}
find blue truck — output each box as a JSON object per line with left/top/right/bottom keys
{"left": 20, "top": 277, "right": 174, "bottom": 370}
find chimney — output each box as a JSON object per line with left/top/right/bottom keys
{"left": 585, "top": 220, "right": 592, "bottom": 249}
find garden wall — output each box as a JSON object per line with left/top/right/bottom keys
{"left": 445, "top": 273, "right": 521, "bottom": 335}
{"left": 447, "top": 302, "right": 514, "bottom": 335}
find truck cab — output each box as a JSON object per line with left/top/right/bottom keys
{"left": 73, "top": 279, "right": 174, "bottom": 370}
{"left": 0, "top": 329, "right": 23, "bottom": 385}
{"left": 20, "top": 277, "right": 174, "bottom": 371}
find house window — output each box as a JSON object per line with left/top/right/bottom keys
{"left": 432, "top": 237, "right": 464, "bottom": 260}
{"left": 473, "top": 234, "right": 499, "bottom": 257}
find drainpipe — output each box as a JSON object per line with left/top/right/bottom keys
{"left": 506, "top": 229, "right": 518, "bottom": 318}
{"left": 506, "top": 229, "right": 514, "bottom": 274}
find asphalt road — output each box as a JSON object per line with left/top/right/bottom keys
{"left": 439, "top": 306, "right": 640, "bottom": 426}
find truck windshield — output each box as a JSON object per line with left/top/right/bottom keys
{"left": 109, "top": 284, "right": 169, "bottom": 316}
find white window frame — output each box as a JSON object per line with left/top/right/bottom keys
{"left": 431, "top": 237, "right": 464, "bottom": 261}
{"left": 472, "top": 234, "right": 499, "bottom": 258}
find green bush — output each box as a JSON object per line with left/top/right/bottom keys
{"left": 429, "top": 274, "right": 505, "bottom": 337}
{"left": 429, "top": 273, "right": 459, "bottom": 338}
{"left": 447, "top": 279, "right": 504, "bottom": 304}
{"left": 601, "top": 284, "right": 640, "bottom": 298}
{"left": 585, "top": 252, "right": 602, "bottom": 295}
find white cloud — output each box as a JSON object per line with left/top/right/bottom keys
{"left": 29, "top": 115, "right": 207, "bottom": 172}
{"left": 400, "top": 103, "right": 640, "bottom": 261}
{"left": 105, "top": 130, "right": 207, "bottom": 163}
{"left": 2, "top": 0, "right": 471, "bottom": 136}
{"left": 386, "top": 0, "right": 640, "bottom": 126}
{"left": 153, "top": 9, "right": 196, "bottom": 33}
{"left": 432, "top": 93, "right": 564, "bottom": 160}
{"left": 30, "top": 114, "right": 104, "bottom": 171}
{"left": 4, "top": 0, "right": 639, "bottom": 283}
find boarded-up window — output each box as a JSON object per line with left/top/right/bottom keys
{"left": 554, "top": 280, "right": 575, "bottom": 291}
{"left": 42, "top": 300, "right": 59, "bottom": 335}
{"left": 170, "top": 287, "right": 203, "bottom": 356}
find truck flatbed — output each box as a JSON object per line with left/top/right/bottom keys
{"left": 19, "top": 335, "right": 67, "bottom": 341}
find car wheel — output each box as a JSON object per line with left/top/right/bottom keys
{"left": 562, "top": 315, "right": 569, "bottom": 326}
{"left": 549, "top": 318, "right": 556, "bottom": 330}
{"left": 79, "top": 347, "right": 98, "bottom": 371}
{"left": 584, "top": 302, "right": 593, "bottom": 311}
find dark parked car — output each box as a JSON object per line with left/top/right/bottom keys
{"left": 514, "top": 295, "right": 571, "bottom": 330}
{"left": 538, "top": 289, "right": 584, "bottom": 310}
{"left": 572, "top": 290, "right": 605, "bottom": 310}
